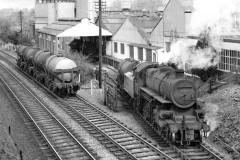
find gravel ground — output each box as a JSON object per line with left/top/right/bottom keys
{"left": 0, "top": 81, "right": 46, "bottom": 160}
{"left": 199, "top": 82, "right": 240, "bottom": 159}
{"left": 0, "top": 60, "right": 118, "bottom": 160}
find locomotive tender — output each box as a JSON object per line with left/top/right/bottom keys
{"left": 16, "top": 45, "right": 80, "bottom": 95}
{"left": 117, "top": 58, "right": 210, "bottom": 145}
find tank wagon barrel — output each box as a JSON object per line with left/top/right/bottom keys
{"left": 16, "top": 44, "right": 81, "bottom": 95}
{"left": 114, "top": 58, "right": 210, "bottom": 146}
{"left": 45, "top": 55, "right": 77, "bottom": 82}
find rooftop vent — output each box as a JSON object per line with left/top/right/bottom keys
{"left": 142, "top": 9, "right": 148, "bottom": 16}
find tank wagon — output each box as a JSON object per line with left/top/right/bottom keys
{"left": 16, "top": 45, "right": 80, "bottom": 95}
{"left": 116, "top": 59, "right": 210, "bottom": 145}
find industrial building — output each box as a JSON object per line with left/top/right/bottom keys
{"left": 34, "top": 0, "right": 240, "bottom": 73}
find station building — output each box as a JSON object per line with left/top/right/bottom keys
{"left": 34, "top": 0, "right": 240, "bottom": 74}
{"left": 35, "top": 0, "right": 104, "bottom": 54}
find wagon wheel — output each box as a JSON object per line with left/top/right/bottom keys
{"left": 48, "top": 84, "right": 54, "bottom": 91}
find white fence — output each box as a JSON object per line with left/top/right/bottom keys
{"left": 79, "top": 79, "right": 105, "bottom": 102}
{"left": 0, "top": 41, "right": 17, "bottom": 51}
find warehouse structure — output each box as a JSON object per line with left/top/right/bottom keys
{"left": 34, "top": 0, "right": 240, "bottom": 74}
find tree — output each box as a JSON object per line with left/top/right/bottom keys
{"left": 0, "top": 18, "right": 12, "bottom": 43}
{"left": 0, "top": 8, "right": 34, "bottom": 45}
{"left": 7, "top": 31, "right": 20, "bottom": 45}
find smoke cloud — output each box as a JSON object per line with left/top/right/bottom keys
{"left": 158, "top": 0, "right": 240, "bottom": 69}
{"left": 189, "top": 0, "right": 240, "bottom": 35}
{"left": 204, "top": 103, "right": 220, "bottom": 131}
{"left": 157, "top": 39, "right": 219, "bottom": 69}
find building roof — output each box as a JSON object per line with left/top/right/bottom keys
{"left": 96, "top": 11, "right": 158, "bottom": 35}
{"left": 161, "top": 0, "right": 193, "bottom": 12}
{"left": 57, "top": 18, "right": 112, "bottom": 37}
{"left": 128, "top": 43, "right": 162, "bottom": 50}
{"left": 38, "top": 21, "right": 79, "bottom": 36}
{"left": 96, "top": 12, "right": 128, "bottom": 34}
{"left": 128, "top": 15, "right": 162, "bottom": 44}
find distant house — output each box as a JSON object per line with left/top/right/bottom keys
{"left": 37, "top": 21, "right": 79, "bottom": 54}
{"left": 98, "top": 12, "right": 162, "bottom": 63}
{"left": 113, "top": 15, "right": 162, "bottom": 62}
{"left": 98, "top": 0, "right": 194, "bottom": 65}
{"left": 95, "top": 12, "right": 128, "bottom": 59}
{"left": 150, "top": 0, "right": 193, "bottom": 51}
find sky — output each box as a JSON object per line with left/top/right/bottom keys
{"left": 0, "top": 0, "right": 35, "bottom": 10}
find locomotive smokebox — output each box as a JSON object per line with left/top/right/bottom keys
{"left": 175, "top": 69, "right": 184, "bottom": 78}
{"left": 145, "top": 66, "right": 197, "bottom": 108}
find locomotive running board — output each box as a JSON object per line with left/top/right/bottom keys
{"left": 140, "top": 87, "right": 172, "bottom": 104}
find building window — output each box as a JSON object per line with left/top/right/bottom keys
{"left": 219, "top": 49, "right": 240, "bottom": 72}
{"left": 138, "top": 47, "right": 143, "bottom": 61}
{"left": 153, "top": 53, "right": 156, "bottom": 62}
{"left": 129, "top": 46, "right": 134, "bottom": 58}
{"left": 166, "top": 42, "right": 171, "bottom": 52}
{"left": 114, "top": 42, "right": 118, "bottom": 53}
{"left": 146, "top": 49, "right": 152, "bottom": 62}
{"left": 121, "top": 43, "right": 125, "bottom": 54}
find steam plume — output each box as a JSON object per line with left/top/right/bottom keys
{"left": 158, "top": 0, "right": 240, "bottom": 69}
{"left": 204, "top": 103, "right": 220, "bottom": 131}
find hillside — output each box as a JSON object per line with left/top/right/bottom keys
{"left": 198, "top": 82, "right": 240, "bottom": 156}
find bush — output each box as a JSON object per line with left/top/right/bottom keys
{"left": 62, "top": 51, "right": 95, "bottom": 85}
{"left": 192, "top": 66, "right": 218, "bottom": 82}
{"left": 69, "top": 39, "right": 98, "bottom": 62}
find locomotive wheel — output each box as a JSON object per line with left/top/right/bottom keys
{"left": 48, "top": 84, "right": 54, "bottom": 91}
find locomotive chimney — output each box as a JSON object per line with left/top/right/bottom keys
{"left": 175, "top": 69, "right": 184, "bottom": 78}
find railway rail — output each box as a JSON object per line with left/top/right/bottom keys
{"left": 0, "top": 62, "right": 97, "bottom": 160}
{"left": 0, "top": 50, "right": 176, "bottom": 159}
{"left": 0, "top": 49, "right": 227, "bottom": 160}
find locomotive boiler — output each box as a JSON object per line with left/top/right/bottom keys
{"left": 117, "top": 59, "right": 210, "bottom": 145}
{"left": 16, "top": 45, "right": 80, "bottom": 95}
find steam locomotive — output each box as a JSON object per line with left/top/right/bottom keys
{"left": 117, "top": 58, "right": 210, "bottom": 145}
{"left": 16, "top": 45, "right": 80, "bottom": 95}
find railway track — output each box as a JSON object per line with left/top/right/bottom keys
{"left": 0, "top": 49, "right": 226, "bottom": 159}
{"left": 0, "top": 50, "right": 175, "bottom": 159}
{"left": 0, "top": 63, "right": 97, "bottom": 160}
{"left": 133, "top": 111, "right": 224, "bottom": 160}
{"left": 60, "top": 95, "right": 175, "bottom": 160}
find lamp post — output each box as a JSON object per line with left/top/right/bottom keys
{"left": 98, "top": 0, "right": 102, "bottom": 88}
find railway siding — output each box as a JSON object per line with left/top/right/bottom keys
{"left": 0, "top": 48, "right": 228, "bottom": 160}
{"left": 0, "top": 63, "right": 98, "bottom": 160}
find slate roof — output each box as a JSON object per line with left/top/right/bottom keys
{"left": 96, "top": 12, "right": 128, "bottom": 34}
{"left": 128, "top": 15, "right": 162, "bottom": 44}
{"left": 161, "top": 0, "right": 193, "bottom": 12}
{"left": 38, "top": 21, "right": 79, "bottom": 36}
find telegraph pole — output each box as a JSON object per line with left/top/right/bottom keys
{"left": 98, "top": 0, "right": 102, "bottom": 88}
{"left": 19, "top": 11, "right": 23, "bottom": 44}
